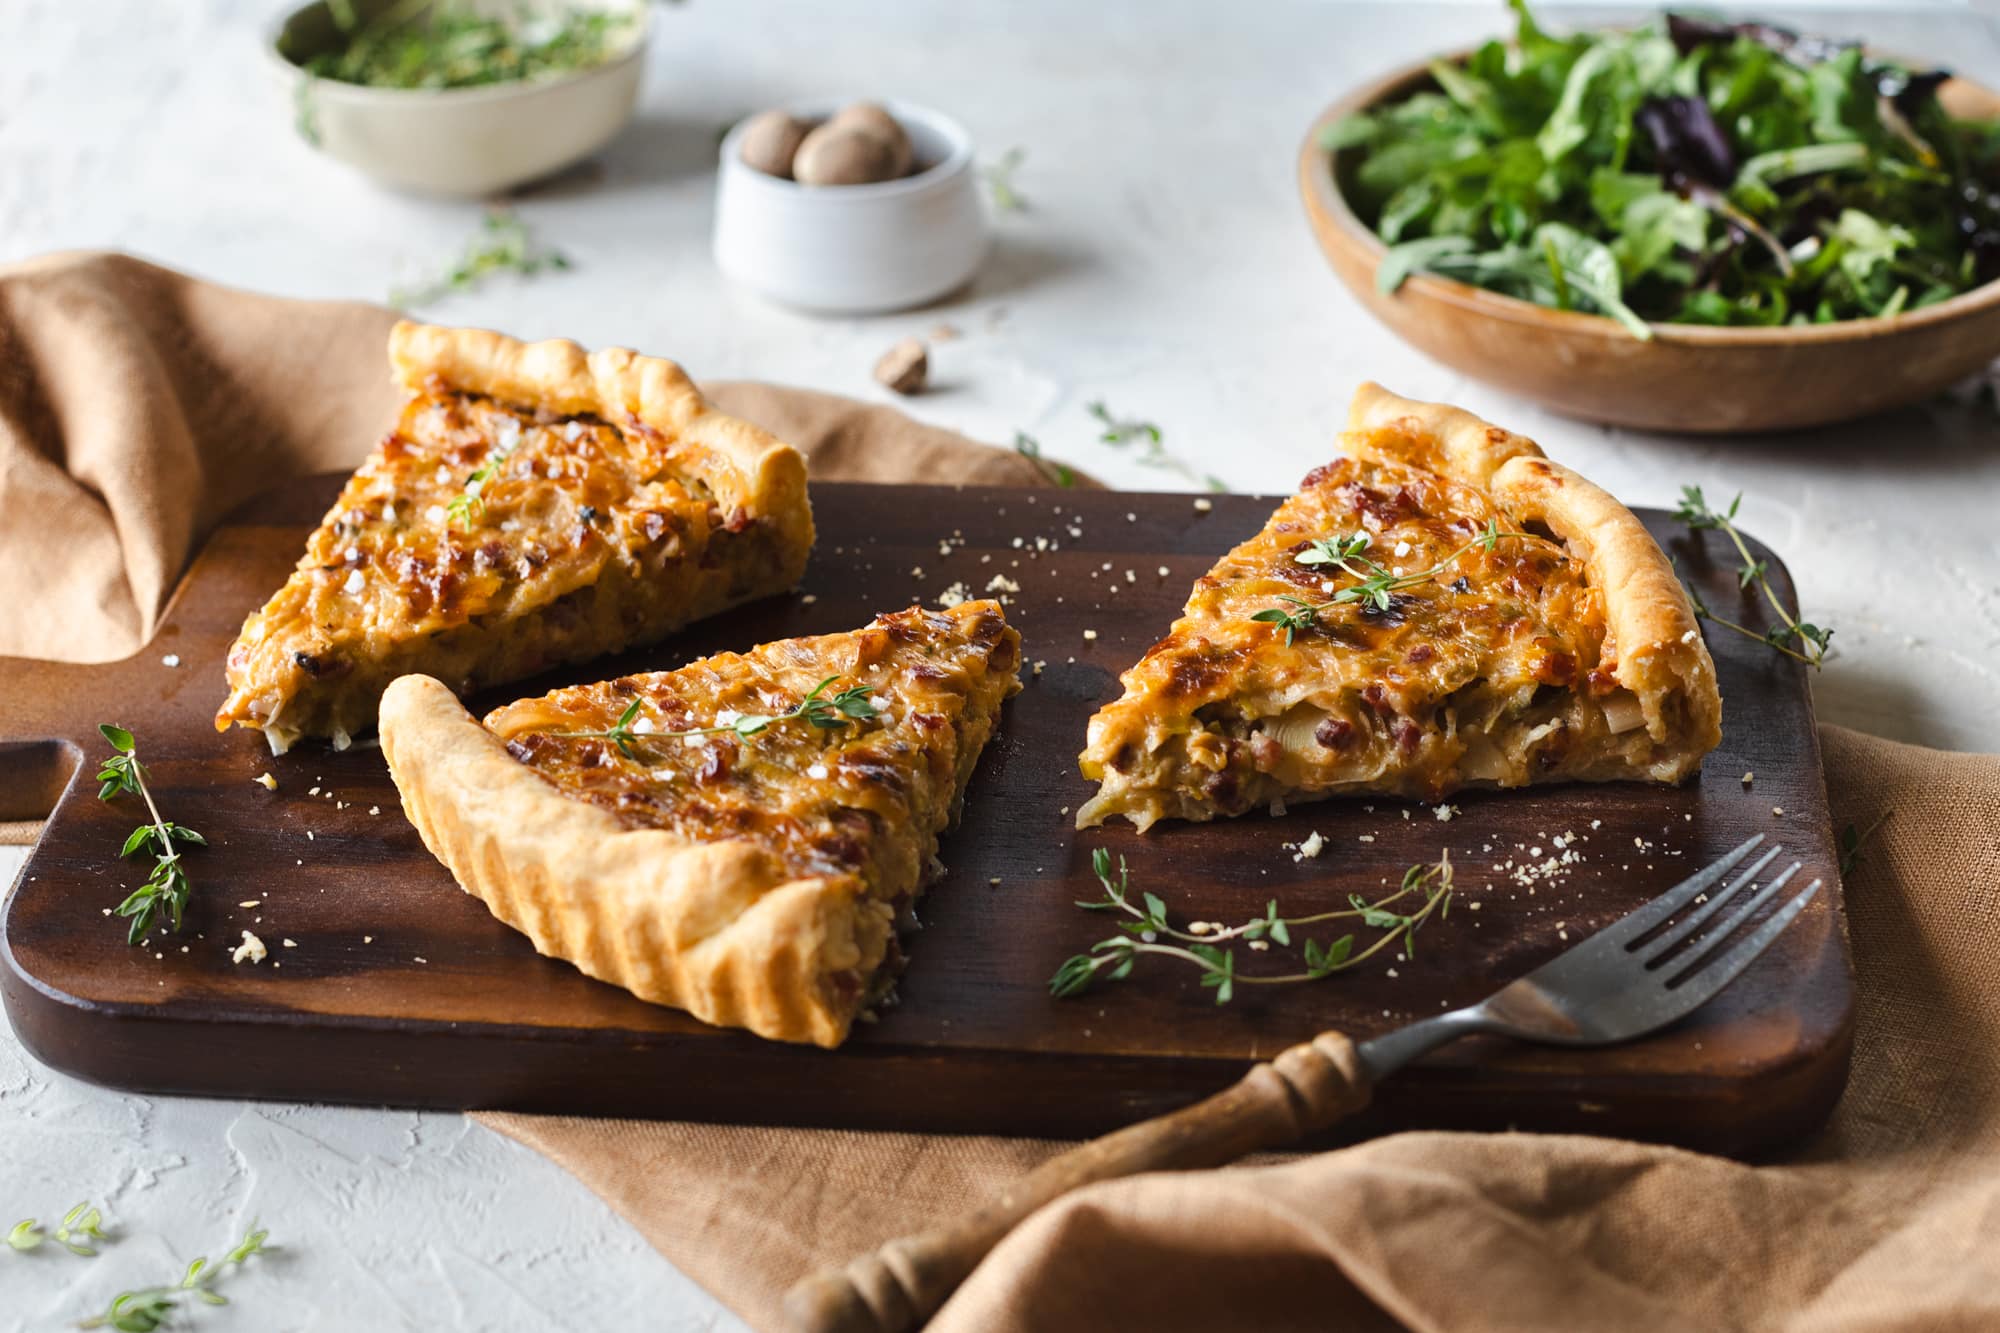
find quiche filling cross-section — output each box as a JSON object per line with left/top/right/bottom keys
{"left": 1077, "top": 384, "right": 1722, "bottom": 831}
{"left": 379, "top": 602, "right": 1022, "bottom": 1048}
{"left": 216, "top": 321, "right": 813, "bottom": 752}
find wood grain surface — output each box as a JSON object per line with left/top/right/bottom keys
{"left": 0, "top": 478, "right": 1852, "bottom": 1154}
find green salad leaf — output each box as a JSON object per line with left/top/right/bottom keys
{"left": 1333, "top": 2, "right": 2000, "bottom": 330}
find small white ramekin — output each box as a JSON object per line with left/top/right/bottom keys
{"left": 712, "top": 101, "right": 990, "bottom": 315}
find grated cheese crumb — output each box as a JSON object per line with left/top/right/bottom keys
{"left": 161, "top": 654, "right": 181, "bottom": 668}
{"left": 254, "top": 772, "right": 277, "bottom": 791}
{"left": 232, "top": 931, "right": 267, "bottom": 965}
{"left": 1295, "top": 831, "right": 1325, "bottom": 861}
{"left": 1083, "top": 629, "right": 1098, "bottom": 641}
{"left": 1434, "top": 804, "right": 1457, "bottom": 822}
{"left": 1193, "top": 498, "right": 1213, "bottom": 512}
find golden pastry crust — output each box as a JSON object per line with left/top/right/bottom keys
{"left": 380, "top": 602, "right": 1022, "bottom": 1048}
{"left": 1077, "top": 383, "right": 1722, "bottom": 831}
{"left": 217, "top": 321, "right": 813, "bottom": 751}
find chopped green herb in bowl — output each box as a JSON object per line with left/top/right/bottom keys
{"left": 271, "top": 0, "right": 650, "bottom": 197}
{"left": 1326, "top": 1, "right": 2000, "bottom": 333}
{"left": 302, "top": 0, "right": 635, "bottom": 90}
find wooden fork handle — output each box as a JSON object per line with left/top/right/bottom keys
{"left": 781, "top": 1030, "right": 1372, "bottom": 1333}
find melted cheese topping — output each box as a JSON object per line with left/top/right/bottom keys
{"left": 485, "top": 603, "right": 1021, "bottom": 910}
{"left": 1079, "top": 455, "right": 1659, "bottom": 829}
{"left": 218, "top": 388, "right": 788, "bottom": 749}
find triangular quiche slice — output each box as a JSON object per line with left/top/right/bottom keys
{"left": 379, "top": 602, "right": 1021, "bottom": 1048}
{"left": 1077, "top": 384, "right": 1722, "bottom": 831}
{"left": 217, "top": 321, "right": 814, "bottom": 752}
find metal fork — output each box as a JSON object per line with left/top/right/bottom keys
{"left": 786, "top": 835, "right": 1821, "bottom": 1333}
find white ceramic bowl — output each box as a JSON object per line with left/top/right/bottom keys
{"left": 269, "top": 0, "right": 648, "bottom": 198}
{"left": 712, "top": 101, "right": 989, "bottom": 314}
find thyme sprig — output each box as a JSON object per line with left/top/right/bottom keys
{"left": 1051, "top": 849, "right": 1455, "bottom": 1004}
{"left": 7, "top": 1202, "right": 107, "bottom": 1257}
{"left": 551, "top": 677, "right": 880, "bottom": 759}
{"left": 80, "top": 1224, "right": 270, "bottom": 1332}
{"left": 1251, "top": 520, "right": 1508, "bottom": 644}
{"left": 445, "top": 424, "right": 525, "bottom": 527}
{"left": 1012, "top": 432, "right": 1075, "bottom": 488}
{"left": 1087, "top": 401, "right": 1227, "bottom": 492}
{"left": 391, "top": 210, "right": 571, "bottom": 309}
{"left": 981, "top": 147, "right": 1027, "bottom": 212}
{"left": 1674, "top": 487, "right": 1832, "bottom": 668}
{"left": 97, "top": 726, "right": 205, "bottom": 946}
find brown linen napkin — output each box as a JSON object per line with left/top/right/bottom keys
{"left": 6, "top": 252, "right": 1997, "bottom": 1331}
{"left": 489, "top": 729, "right": 2000, "bottom": 1332}
{"left": 0, "top": 251, "right": 1076, "bottom": 667}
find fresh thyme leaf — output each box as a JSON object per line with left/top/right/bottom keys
{"left": 1674, "top": 485, "right": 1831, "bottom": 668}
{"left": 6, "top": 1202, "right": 106, "bottom": 1258}
{"left": 981, "top": 147, "right": 1027, "bottom": 212}
{"left": 79, "top": 1223, "right": 270, "bottom": 1330}
{"left": 95, "top": 726, "right": 202, "bottom": 946}
{"left": 540, "top": 676, "right": 881, "bottom": 760}
{"left": 1838, "top": 810, "right": 1892, "bottom": 876}
{"left": 1339, "top": 2, "right": 2000, "bottom": 331}
{"left": 1012, "top": 431, "right": 1075, "bottom": 488}
{"left": 391, "top": 209, "right": 571, "bottom": 309}
{"left": 1051, "top": 851, "right": 1457, "bottom": 1001}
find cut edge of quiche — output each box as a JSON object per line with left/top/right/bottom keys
{"left": 379, "top": 601, "right": 1022, "bottom": 1048}
{"left": 1076, "top": 383, "right": 1723, "bottom": 831}
{"left": 216, "top": 321, "right": 814, "bottom": 753}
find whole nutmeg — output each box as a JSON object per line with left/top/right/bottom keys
{"left": 873, "top": 337, "right": 928, "bottom": 395}
{"left": 793, "top": 125, "right": 901, "bottom": 187}
{"left": 827, "top": 101, "right": 914, "bottom": 178}
{"left": 739, "top": 109, "right": 811, "bottom": 179}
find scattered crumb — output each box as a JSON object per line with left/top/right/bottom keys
{"left": 1434, "top": 804, "right": 1457, "bottom": 822}
{"left": 936, "top": 581, "right": 968, "bottom": 608}
{"left": 807, "top": 763, "right": 830, "bottom": 781}
{"left": 414, "top": 956, "right": 428, "bottom": 964}
{"left": 1032, "top": 659, "right": 1046, "bottom": 676}
{"left": 1193, "top": 498, "right": 1213, "bottom": 513}
{"left": 801, "top": 593, "right": 818, "bottom": 605}
{"left": 1772, "top": 806, "right": 1785, "bottom": 816}
{"left": 927, "top": 322, "right": 961, "bottom": 342}
{"left": 281, "top": 938, "right": 297, "bottom": 949}
{"left": 1082, "top": 629, "right": 1098, "bottom": 641}
{"left": 988, "top": 877, "right": 1001, "bottom": 886}
{"left": 1742, "top": 772, "right": 1754, "bottom": 786}
{"left": 368, "top": 805, "right": 381, "bottom": 816}
{"left": 161, "top": 654, "right": 181, "bottom": 668}
{"left": 238, "top": 899, "right": 260, "bottom": 908}
{"left": 1157, "top": 565, "right": 1170, "bottom": 578}
{"left": 231, "top": 931, "right": 267, "bottom": 965}
{"left": 254, "top": 772, "right": 277, "bottom": 791}
{"left": 1357, "top": 834, "right": 1375, "bottom": 843}
{"left": 1247, "top": 939, "right": 1270, "bottom": 952}
{"left": 305, "top": 830, "right": 315, "bottom": 841}
{"left": 1295, "top": 831, "right": 1325, "bottom": 861}
{"left": 364, "top": 935, "right": 374, "bottom": 944}
{"left": 910, "top": 566, "right": 924, "bottom": 579}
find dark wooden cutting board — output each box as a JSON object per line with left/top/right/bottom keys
{"left": 0, "top": 479, "right": 1851, "bottom": 1155}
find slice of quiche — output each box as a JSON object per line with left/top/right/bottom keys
{"left": 216, "top": 321, "right": 814, "bottom": 752}
{"left": 1077, "top": 384, "right": 1722, "bottom": 831}
{"left": 379, "top": 602, "right": 1022, "bottom": 1048}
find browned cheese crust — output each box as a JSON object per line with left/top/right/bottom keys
{"left": 1077, "top": 383, "right": 1722, "bottom": 830}
{"left": 380, "top": 602, "right": 1022, "bottom": 1048}
{"left": 216, "top": 321, "right": 814, "bottom": 751}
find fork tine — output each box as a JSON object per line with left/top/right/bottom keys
{"left": 1664, "top": 876, "right": 1820, "bottom": 1010}
{"left": 1638, "top": 846, "right": 1784, "bottom": 966}
{"left": 1597, "top": 834, "right": 1766, "bottom": 948}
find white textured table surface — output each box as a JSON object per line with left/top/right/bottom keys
{"left": 5, "top": 1, "right": 2000, "bottom": 1328}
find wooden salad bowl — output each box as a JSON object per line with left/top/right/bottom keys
{"left": 1299, "top": 54, "right": 2000, "bottom": 433}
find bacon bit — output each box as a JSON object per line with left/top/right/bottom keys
{"left": 1315, "top": 717, "right": 1355, "bottom": 750}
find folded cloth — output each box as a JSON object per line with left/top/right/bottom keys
{"left": 6, "top": 253, "right": 1996, "bottom": 1332}
{"left": 490, "top": 727, "right": 2000, "bottom": 1332}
